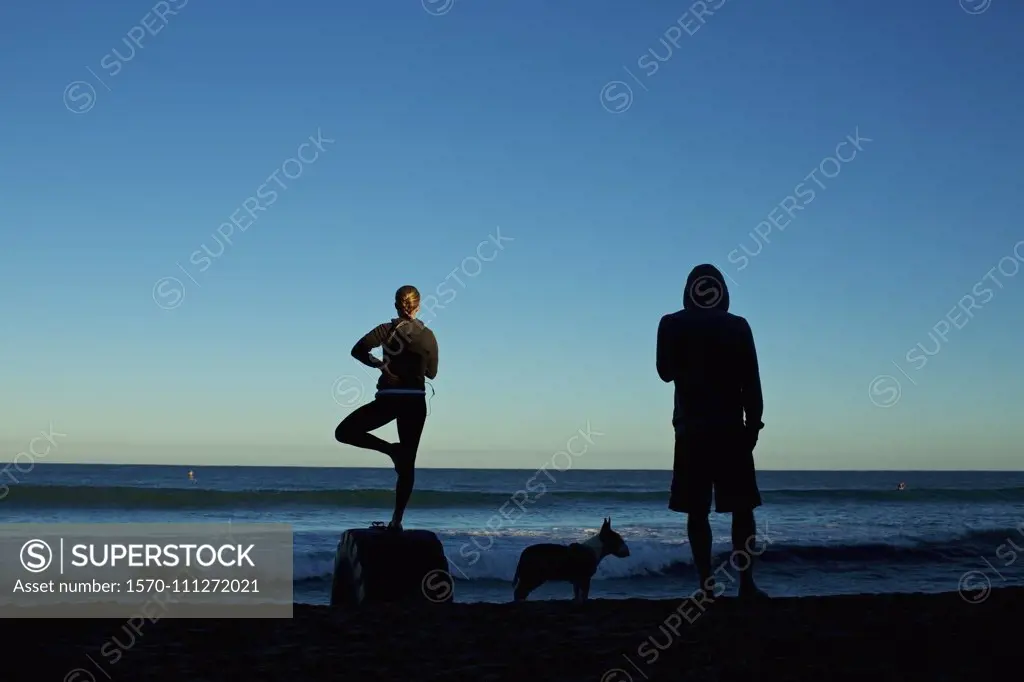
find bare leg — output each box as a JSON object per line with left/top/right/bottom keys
{"left": 732, "top": 509, "right": 768, "bottom": 598}
{"left": 687, "top": 512, "right": 714, "bottom": 597}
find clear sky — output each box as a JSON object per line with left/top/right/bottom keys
{"left": 3, "top": 0, "right": 1023, "bottom": 470}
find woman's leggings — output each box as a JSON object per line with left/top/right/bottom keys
{"left": 334, "top": 394, "right": 427, "bottom": 521}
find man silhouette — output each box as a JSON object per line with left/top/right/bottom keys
{"left": 656, "top": 263, "right": 768, "bottom": 600}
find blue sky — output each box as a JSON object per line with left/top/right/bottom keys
{"left": 2, "top": 0, "right": 1022, "bottom": 469}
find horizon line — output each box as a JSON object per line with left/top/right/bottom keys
{"left": 6, "top": 462, "right": 1024, "bottom": 473}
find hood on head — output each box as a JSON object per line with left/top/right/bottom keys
{"left": 683, "top": 263, "right": 730, "bottom": 312}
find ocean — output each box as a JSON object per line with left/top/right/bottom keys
{"left": 2, "top": 465, "right": 1023, "bottom": 604}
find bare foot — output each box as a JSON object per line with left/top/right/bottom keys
{"left": 383, "top": 443, "right": 402, "bottom": 471}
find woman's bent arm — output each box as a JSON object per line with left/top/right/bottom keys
{"left": 351, "top": 324, "right": 390, "bottom": 368}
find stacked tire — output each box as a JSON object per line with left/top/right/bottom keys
{"left": 330, "top": 528, "right": 454, "bottom": 606}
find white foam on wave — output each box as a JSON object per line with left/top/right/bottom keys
{"left": 290, "top": 527, "right": 749, "bottom": 583}
{"left": 294, "top": 548, "right": 338, "bottom": 581}
{"left": 443, "top": 536, "right": 710, "bottom": 581}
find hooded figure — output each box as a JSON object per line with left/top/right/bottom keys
{"left": 656, "top": 263, "right": 768, "bottom": 600}
{"left": 683, "top": 263, "right": 731, "bottom": 313}
{"left": 658, "top": 263, "right": 757, "bottom": 431}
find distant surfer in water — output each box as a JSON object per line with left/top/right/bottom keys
{"left": 335, "top": 285, "right": 438, "bottom": 532}
{"left": 188, "top": 470, "right": 195, "bottom": 483}
{"left": 897, "top": 482, "right": 906, "bottom": 491}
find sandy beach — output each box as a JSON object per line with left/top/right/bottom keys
{"left": 16, "top": 587, "right": 1018, "bottom": 681}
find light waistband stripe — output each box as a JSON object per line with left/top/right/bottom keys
{"left": 376, "top": 388, "right": 426, "bottom": 396}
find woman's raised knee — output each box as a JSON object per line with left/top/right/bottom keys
{"left": 334, "top": 423, "right": 350, "bottom": 443}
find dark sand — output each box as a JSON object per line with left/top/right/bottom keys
{"left": 17, "top": 588, "right": 1017, "bottom": 681}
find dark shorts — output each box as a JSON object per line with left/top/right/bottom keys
{"left": 669, "top": 427, "right": 761, "bottom": 515}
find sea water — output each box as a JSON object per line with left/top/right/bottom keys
{"left": 3, "top": 465, "right": 1023, "bottom": 603}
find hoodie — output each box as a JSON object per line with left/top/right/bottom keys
{"left": 351, "top": 318, "right": 438, "bottom": 394}
{"left": 656, "top": 264, "right": 763, "bottom": 432}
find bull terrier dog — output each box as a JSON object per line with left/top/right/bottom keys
{"left": 512, "top": 517, "right": 630, "bottom": 602}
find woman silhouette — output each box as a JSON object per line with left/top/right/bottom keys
{"left": 334, "top": 285, "right": 438, "bottom": 531}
